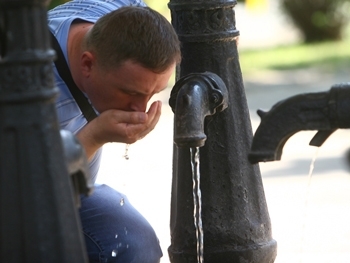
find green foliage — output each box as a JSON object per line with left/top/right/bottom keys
{"left": 48, "top": 0, "right": 69, "bottom": 10}
{"left": 239, "top": 38, "right": 350, "bottom": 74}
{"left": 280, "top": 0, "right": 350, "bottom": 43}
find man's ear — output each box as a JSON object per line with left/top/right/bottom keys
{"left": 81, "top": 51, "right": 95, "bottom": 76}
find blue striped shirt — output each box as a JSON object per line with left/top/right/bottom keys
{"left": 48, "top": 0, "right": 146, "bottom": 182}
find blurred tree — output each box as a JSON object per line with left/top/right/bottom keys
{"left": 144, "top": 0, "right": 170, "bottom": 18}
{"left": 246, "top": 0, "right": 267, "bottom": 11}
{"left": 280, "top": 0, "right": 350, "bottom": 43}
{"left": 48, "top": 0, "right": 68, "bottom": 10}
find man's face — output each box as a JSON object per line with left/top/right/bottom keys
{"left": 83, "top": 60, "right": 176, "bottom": 113}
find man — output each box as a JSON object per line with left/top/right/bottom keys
{"left": 48, "top": 1, "right": 181, "bottom": 262}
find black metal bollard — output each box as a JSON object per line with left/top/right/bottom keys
{"left": 168, "top": 0, "right": 277, "bottom": 262}
{"left": 0, "top": 0, "right": 88, "bottom": 261}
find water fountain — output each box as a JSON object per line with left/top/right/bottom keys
{"left": 168, "top": 0, "right": 277, "bottom": 262}
{"left": 1, "top": 0, "right": 281, "bottom": 261}
{"left": 0, "top": 0, "right": 91, "bottom": 261}
{"left": 249, "top": 82, "right": 350, "bottom": 164}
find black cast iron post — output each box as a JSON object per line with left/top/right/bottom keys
{"left": 168, "top": 0, "right": 277, "bottom": 262}
{"left": 0, "top": 0, "right": 88, "bottom": 261}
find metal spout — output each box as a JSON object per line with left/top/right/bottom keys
{"left": 169, "top": 72, "right": 228, "bottom": 148}
{"left": 60, "top": 129, "right": 94, "bottom": 207}
{"left": 249, "top": 83, "right": 350, "bottom": 164}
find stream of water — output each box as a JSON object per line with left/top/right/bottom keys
{"left": 299, "top": 147, "right": 319, "bottom": 262}
{"left": 190, "top": 147, "right": 204, "bottom": 263}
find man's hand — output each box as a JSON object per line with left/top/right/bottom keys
{"left": 76, "top": 100, "right": 162, "bottom": 159}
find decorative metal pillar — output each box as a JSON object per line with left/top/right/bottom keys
{"left": 168, "top": 0, "right": 277, "bottom": 262}
{"left": 0, "top": 0, "right": 88, "bottom": 261}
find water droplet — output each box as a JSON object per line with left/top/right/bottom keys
{"left": 123, "top": 144, "right": 130, "bottom": 160}
{"left": 115, "top": 234, "right": 118, "bottom": 239}
{"left": 111, "top": 250, "right": 118, "bottom": 257}
{"left": 124, "top": 227, "right": 128, "bottom": 235}
{"left": 120, "top": 198, "right": 125, "bottom": 206}
{"left": 126, "top": 244, "right": 129, "bottom": 249}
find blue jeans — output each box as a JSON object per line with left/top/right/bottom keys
{"left": 79, "top": 184, "right": 163, "bottom": 263}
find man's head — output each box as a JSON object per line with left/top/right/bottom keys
{"left": 83, "top": 6, "right": 181, "bottom": 73}
{"left": 79, "top": 6, "right": 181, "bottom": 114}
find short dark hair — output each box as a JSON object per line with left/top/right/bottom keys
{"left": 84, "top": 6, "right": 181, "bottom": 73}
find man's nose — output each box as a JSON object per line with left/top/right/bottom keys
{"left": 129, "top": 96, "right": 150, "bottom": 112}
